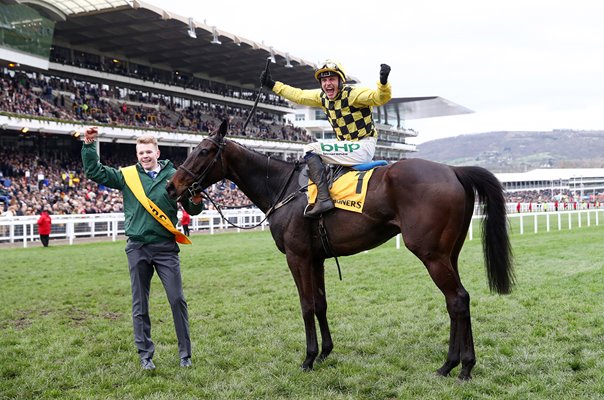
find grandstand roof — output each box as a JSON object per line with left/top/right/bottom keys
{"left": 27, "top": 0, "right": 130, "bottom": 18}
{"left": 32, "top": 0, "right": 320, "bottom": 89}
{"left": 8, "top": 0, "right": 472, "bottom": 120}
{"left": 381, "top": 96, "right": 472, "bottom": 121}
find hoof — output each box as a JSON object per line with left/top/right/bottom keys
{"left": 435, "top": 368, "right": 450, "bottom": 377}
{"left": 317, "top": 351, "right": 331, "bottom": 363}
{"left": 300, "top": 364, "right": 313, "bottom": 372}
{"left": 457, "top": 373, "right": 472, "bottom": 381}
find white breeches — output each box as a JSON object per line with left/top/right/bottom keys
{"left": 303, "top": 137, "right": 377, "bottom": 166}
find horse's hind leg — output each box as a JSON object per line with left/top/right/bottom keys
{"left": 312, "top": 262, "right": 333, "bottom": 362}
{"left": 448, "top": 232, "right": 476, "bottom": 380}
{"left": 425, "top": 257, "right": 476, "bottom": 380}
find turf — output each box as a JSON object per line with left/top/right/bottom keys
{"left": 1, "top": 227, "right": 603, "bottom": 399}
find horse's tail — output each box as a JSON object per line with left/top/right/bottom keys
{"left": 454, "top": 166, "right": 515, "bottom": 294}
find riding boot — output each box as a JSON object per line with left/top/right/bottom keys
{"left": 305, "top": 154, "right": 334, "bottom": 218}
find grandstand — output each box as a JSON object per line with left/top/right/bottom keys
{"left": 1, "top": 0, "right": 472, "bottom": 216}
{"left": 1, "top": 0, "right": 471, "bottom": 152}
{"left": 498, "top": 168, "right": 604, "bottom": 202}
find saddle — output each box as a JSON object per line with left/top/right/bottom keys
{"left": 301, "top": 160, "right": 388, "bottom": 213}
{"left": 299, "top": 160, "right": 388, "bottom": 188}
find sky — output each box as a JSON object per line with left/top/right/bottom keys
{"left": 148, "top": 0, "right": 604, "bottom": 144}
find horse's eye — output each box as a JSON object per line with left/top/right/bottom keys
{"left": 199, "top": 149, "right": 208, "bottom": 156}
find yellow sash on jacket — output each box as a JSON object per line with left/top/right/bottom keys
{"left": 121, "top": 165, "right": 191, "bottom": 245}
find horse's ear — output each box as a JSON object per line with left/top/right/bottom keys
{"left": 209, "top": 119, "right": 228, "bottom": 140}
{"left": 218, "top": 119, "right": 228, "bottom": 139}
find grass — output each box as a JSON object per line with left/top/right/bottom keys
{"left": 1, "top": 227, "right": 604, "bottom": 399}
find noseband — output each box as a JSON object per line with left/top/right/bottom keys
{"left": 178, "top": 135, "right": 225, "bottom": 199}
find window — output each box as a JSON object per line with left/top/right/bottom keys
{"left": 314, "top": 110, "right": 327, "bottom": 120}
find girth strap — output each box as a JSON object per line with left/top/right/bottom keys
{"left": 318, "top": 217, "right": 342, "bottom": 281}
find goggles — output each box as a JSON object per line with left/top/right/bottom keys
{"left": 317, "top": 71, "right": 338, "bottom": 79}
{"left": 320, "top": 62, "right": 339, "bottom": 71}
{"left": 314, "top": 60, "right": 346, "bottom": 83}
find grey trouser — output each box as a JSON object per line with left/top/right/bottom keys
{"left": 125, "top": 239, "right": 191, "bottom": 360}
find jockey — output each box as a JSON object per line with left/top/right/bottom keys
{"left": 260, "top": 60, "right": 392, "bottom": 217}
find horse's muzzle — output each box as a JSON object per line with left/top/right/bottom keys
{"left": 165, "top": 181, "right": 179, "bottom": 199}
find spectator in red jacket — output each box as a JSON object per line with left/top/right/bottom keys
{"left": 37, "top": 210, "right": 52, "bottom": 247}
{"left": 180, "top": 206, "right": 191, "bottom": 237}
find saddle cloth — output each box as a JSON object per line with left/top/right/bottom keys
{"left": 308, "top": 169, "right": 376, "bottom": 213}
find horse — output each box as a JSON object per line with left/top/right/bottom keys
{"left": 166, "top": 120, "right": 514, "bottom": 380}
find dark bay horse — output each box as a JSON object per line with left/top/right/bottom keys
{"left": 166, "top": 121, "right": 514, "bottom": 380}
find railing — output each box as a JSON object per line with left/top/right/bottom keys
{"left": 0, "top": 208, "right": 268, "bottom": 248}
{"left": 393, "top": 208, "right": 603, "bottom": 249}
{"left": 468, "top": 208, "right": 602, "bottom": 240}
{"left": 4, "top": 207, "right": 602, "bottom": 249}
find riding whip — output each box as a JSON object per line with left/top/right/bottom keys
{"left": 242, "top": 57, "right": 272, "bottom": 134}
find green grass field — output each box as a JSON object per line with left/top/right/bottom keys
{"left": 1, "top": 226, "right": 604, "bottom": 399}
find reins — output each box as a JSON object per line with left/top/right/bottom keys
{"left": 199, "top": 160, "right": 300, "bottom": 230}
{"left": 180, "top": 135, "right": 301, "bottom": 230}
{"left": 177, "top": 57, "right": 343, "bottom": 278}
{"left": 180, "top": 57, "right": 300, "bottom": 230}
{"left": 180, "top": 143, "right": 343, "bottom": 279}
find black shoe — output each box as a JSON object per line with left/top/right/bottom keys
{"left": 141, "top": 358, "right": 155, "bottom": 370}
{"left": 180, "top": 357, "right": 192, "bottom": 368}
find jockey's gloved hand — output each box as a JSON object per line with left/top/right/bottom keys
{"left": 380, "top": 64, "right": 391, "bottom": 85}
{"left": 260, "top": 69, "right": 275, "bottom": 90}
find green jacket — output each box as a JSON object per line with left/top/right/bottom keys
{"left": 82, "top": 143, "right": 203, "bottom": 243}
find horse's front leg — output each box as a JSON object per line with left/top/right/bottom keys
{"left": 312, "top": 262, "right": 333, "bottom": 362}
{"left": 287, "top": 254, "right": 319, "bottom": 370}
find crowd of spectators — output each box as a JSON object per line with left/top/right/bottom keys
{"left": 0, "top": 64, "right": 313, "bottom": 219}
{"left": 50, "top": 45, "right": 291, "bottom": 108}
{"left": 4, "top": 141, "right": 604, "bottom": 219}
{"left": 506, "top": 189, "right": 603, "bottom": 212}
{"left": 0, "top": 68, "right": 311, "bottom": 142}
{"left": 0, "top": 147, "right": 253, "bottom": 218}
{"left": 505, "top": 189, "right": 576, "bottom": 204}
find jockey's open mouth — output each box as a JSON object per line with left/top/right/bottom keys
{"left": 324, "top": 85, "right": 337, "bottom": 98}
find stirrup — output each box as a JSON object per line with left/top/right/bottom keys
{"left": 304, "top": 201, "right": 334, "bottom": 218}
{"left": 303, "top": 204, "right": 320, "bottom": 218}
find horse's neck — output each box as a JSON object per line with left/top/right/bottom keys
{"left": 225, "top": 145, "right": 294, "bottom": 212}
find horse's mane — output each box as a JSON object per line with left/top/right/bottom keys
{"left": 227, "top": 137, "right": 299, "bottom": 167}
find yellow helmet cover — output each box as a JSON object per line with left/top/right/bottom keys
{"left": 314, "top": 60, "right": 347, "bottom": 83}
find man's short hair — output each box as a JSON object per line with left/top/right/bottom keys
{"left": 136, "top": 135, "right": 158, "bottom": 147}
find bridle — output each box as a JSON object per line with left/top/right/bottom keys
{"left": 177, "top": 135, "right": 300, "bottom": 230}
{"left": 177, "top": 135, "right": 225, "bottom": 200}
